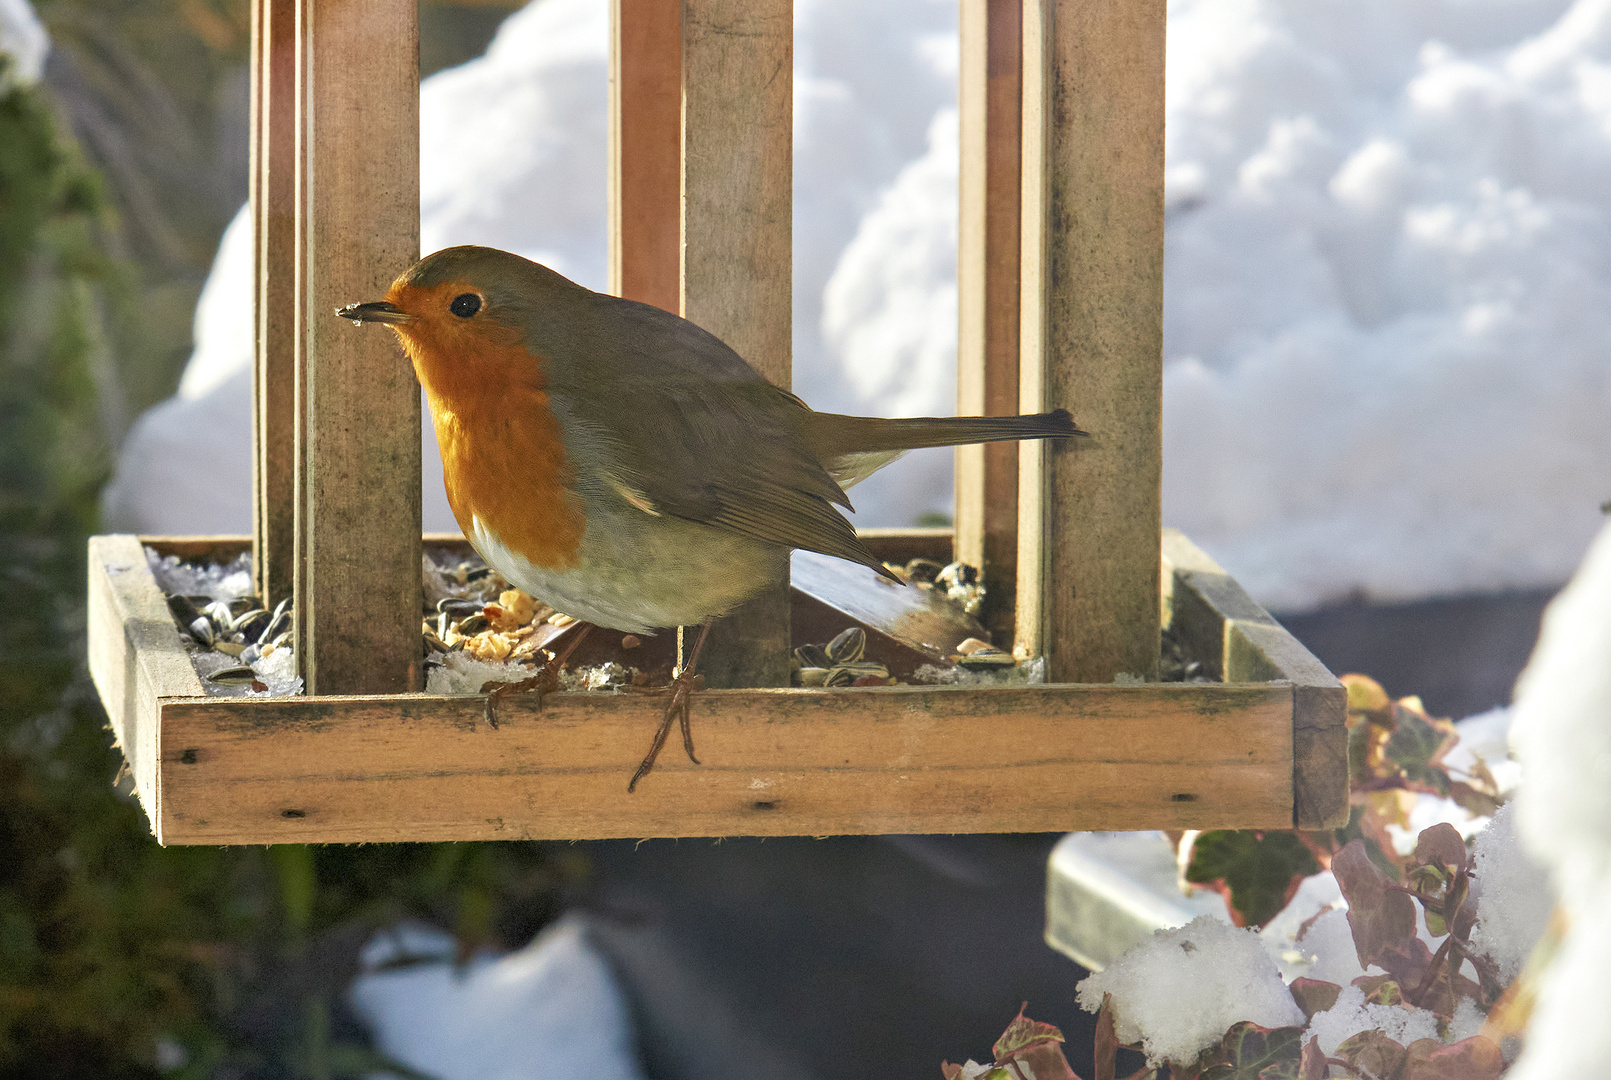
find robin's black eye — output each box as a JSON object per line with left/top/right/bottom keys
{"left": 449, "top": 293, "right": 481, "bottom": 318}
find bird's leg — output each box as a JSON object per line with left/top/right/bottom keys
{"left": 480, "top": 623, "right": 592, "bottom": 728}
{"left": 628, "top": 618, "right": 716, "bottom": 792}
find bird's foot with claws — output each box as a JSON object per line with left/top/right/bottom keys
{"left": 626, "top": 669, "right": 706, "bottom": 792}
{"left": 480, "top": 624, "right": 593, "bottom": 728}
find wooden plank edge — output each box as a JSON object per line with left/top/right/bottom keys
{"left": 1161, "top": 529, "right": 1347, "bottom": 829}
{"left": 154, "top": 680, "right": 1295, "bottom": 844}
{"left": 87, "top": 534, "right": 209, "bottom": 842}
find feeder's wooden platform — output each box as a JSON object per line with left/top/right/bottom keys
{"left": 87, "top": 530, "right": 1345, "bottom": 846}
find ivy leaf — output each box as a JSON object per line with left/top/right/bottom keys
{"left": 1403, "top": 1036, "right": 1504, "bottom": 1080}
{"left": 1333, "top": 840, "right": 1417, "bottom": 970}
{"left": 1413, "top": 823, "right": 1467, "bottom": 876}
{"left": 1383, "top": 705, "right": 1458, "bottom": 795}
{"left": 1287, "top": 978, "right": 1341, "bottom": 1022}
{"left": 991, "top": 1005, "right": 1081, "bottom": 1080}
{"left": 993, "top": 1003, "right": 1065, "bottom": 1061}
{"left": 1197, "top": 1022, "right": 1305, "bottom": 1080}
{"left": 1351, "top": 975, "right": 1402, "bottom": 1007}
{"left": 1336, "top": 1030, "right": 1412, "bottom": 1078}
{"left": 1184, "top": 831, "right": 1321, "bottom": 928}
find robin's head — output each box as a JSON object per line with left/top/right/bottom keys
{"left": 337, "top": 245, "right": 587, "bottom": 400}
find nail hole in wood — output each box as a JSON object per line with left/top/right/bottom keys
{"left": 1170, "top": 793, "right": 1198, "bottom": 802}
{"left": 281, "top": 808, "right": 307, "bottom": 818}
{"left": 179, "top": 749, "right": 198, "bottom": 764}
{"left": 752, "top": 801, "right": 777, "bottom": 811}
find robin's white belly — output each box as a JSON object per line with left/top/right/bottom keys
{"left": 469, "top": 510, "right": 787, "bottom": 634}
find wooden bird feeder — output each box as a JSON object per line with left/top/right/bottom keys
{"left": 86, "top": 0, "right": 1347, "bottom": 845}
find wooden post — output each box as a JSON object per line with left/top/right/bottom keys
{"left": 679, "top": 0, "right": 793, "bottom": 689}
{"left": 251, "top": 0, "right": 297, "bottom": 610}
{"left": 609, "top": 0, "right": 682, "bottom": 313}
{"left": 954, "top": 0, "right": 1023, "bottom": 651}
{"left": 292, "top": 0, "right": 422, "bottom": 695}
{"left": 1016, "top": 0, "right": 1164, "bottom": 682}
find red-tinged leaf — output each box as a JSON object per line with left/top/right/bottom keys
{"left": 1197, "top": 1022, "right": 1305, "bottom": 1080}
{"left": 1403, "top": 1036, "right": 1504, "bottom": 1080}
{"left": 1375, "top": 936, "right": 1436, "bottom": 996}
{"left": 1297, "top": 1038, "right": 1328, "bottom": 1080}
{"left": 1012, "top": 1039, "right": 1084, "bottom": 1080}
{"left": 942, "top": 1063, "right": 965, "bottom": 1079}
{"left": 1288, "top": 978, "right": 1342, "bottom": 1021}
{"left": 993, "top": 1003, "right": 1066, "bottom": 1062}
{"left": 1184, "top": 831, "right": 1321, "bottom": 929}
{"left": 1096, "top": 994, "right": 1119, "bottom": 1080}
{"left": 1336, "top": 1030, "right": 1411, "bottom": 1079}
{"left": 1413, "top": 823, "right": 1467, "bottom": 875}
{"left": 1333, "top": 840, "right": 1417, "bottom": 969}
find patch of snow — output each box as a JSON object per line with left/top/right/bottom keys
{"left": 350, "top": 916, "right": 645, "bottom": 1080}
{"left": 1076, "top": 915, "right": 1305, "bottom": 1067}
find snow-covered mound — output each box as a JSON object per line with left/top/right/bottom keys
{"left": 105, "top": 0, "right": 1611, "bottom": 610}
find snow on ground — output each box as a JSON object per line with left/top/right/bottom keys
{"left": 349, "top": 917, "right": 645, "bottom": 1080}
{"left": 1506, "top": 520, "right": 1611, "bottom": 1077}
{"left": 103, "top": 0, "right": 1611, "bottom": 610}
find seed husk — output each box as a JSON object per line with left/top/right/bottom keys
{"left": 186, "top": 616, "right": 215, "bottom": 647}
{"left": 207, "top": 665, "right": 258, "bottom": 686}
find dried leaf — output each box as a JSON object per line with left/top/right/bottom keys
{"left": 1333, "top": 840, "right": 1417, "bottom": 970}
{"left": 1197, "top": 1022, "right": 1305, "bottom": 1080}
{"left": 1287, "top": 978, "right": 1342, "bottom": 1021}
{"left": 1184, "top": 831, "right": 1321, "bottom": 929}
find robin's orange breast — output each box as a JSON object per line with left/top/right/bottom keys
{"left": 388, "top": 280, "right": 586, "bottom": 572}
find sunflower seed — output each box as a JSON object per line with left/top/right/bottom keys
{"left": 186, "top": 616, "right": 215, "bottom": 647}
{"left": 824, "top": 660, "right": 888, "bottom": 687}
{"left": 793, "top": 643, "right": 831, "bottom": 669}
{"left": 825, "top": 627, "right": 866, "bottom": 664}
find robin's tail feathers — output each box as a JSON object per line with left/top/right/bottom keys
{"left": 806, "top": 409, "right": 1087, "bottom": 456}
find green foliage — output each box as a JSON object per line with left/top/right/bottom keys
{"left": 0, "top": 61, "right": 576, "bottom": 1078}
{"left": 1184, "top": 832, "right": 1320, "bottom": 930}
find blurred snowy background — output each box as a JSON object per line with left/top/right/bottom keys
{"left": 101, "top": 0, "right": 1611, "bottom": 613}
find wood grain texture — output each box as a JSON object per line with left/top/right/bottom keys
{"left": 1161, "top": 530, "right": 1348, "bottom": 829}
{"left": 86, "top": 536, "right": 206, "bottom": 833}
{"left": 609, "top": 0, "right": 682, "bottom": 313}
{"left": 1017, "top": 0, "right": 1164, "bottom": 682}
{"left": 155, "top": 682, "right": 1294, "bottom": 844}
{"left": 955, "top": 0, "right": 1024, "bottom": 651}
{"left": 680, "top": 0, "right": 793, "bottom": 688}
{"left": 297, "top": 0, "right": 422, "bottom": 694}
{"left": 253, "top": 0, "right": 297, "bottom": 609}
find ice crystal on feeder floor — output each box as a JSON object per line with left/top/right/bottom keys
{"left": 146, "top": 548, "right": 252, "bottom": 601}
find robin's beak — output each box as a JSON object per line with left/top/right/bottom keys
{"left": 336, "top": 300, "right": 412, "bottom": 325}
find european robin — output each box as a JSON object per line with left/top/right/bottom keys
{"left": 339, "top": 245, "right": 1086, "bottom": 788}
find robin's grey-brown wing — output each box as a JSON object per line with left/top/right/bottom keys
{"left": 538, "top": 293, "right": 894, "bottom": 577}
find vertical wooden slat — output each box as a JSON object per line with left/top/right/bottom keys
{"left": 609, "top": 0, "right": 682, "bottom": 312}
{"left": 250, "top": 0, "right": 264, "bottom": 597}
{"left": 295, "top": 0, "right": 422, "bottom": 695}
{"left": 954, "top": 0, "right": 1023, "bottom": 651}
{"left": 253, "top": 0, "right": 297, "bottom": 609}
{"left": 679, "top": 0, "right": 794, "bottom": 689}
{"left": 1017, "top": 0, "right": 1164, "bottom": 681}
